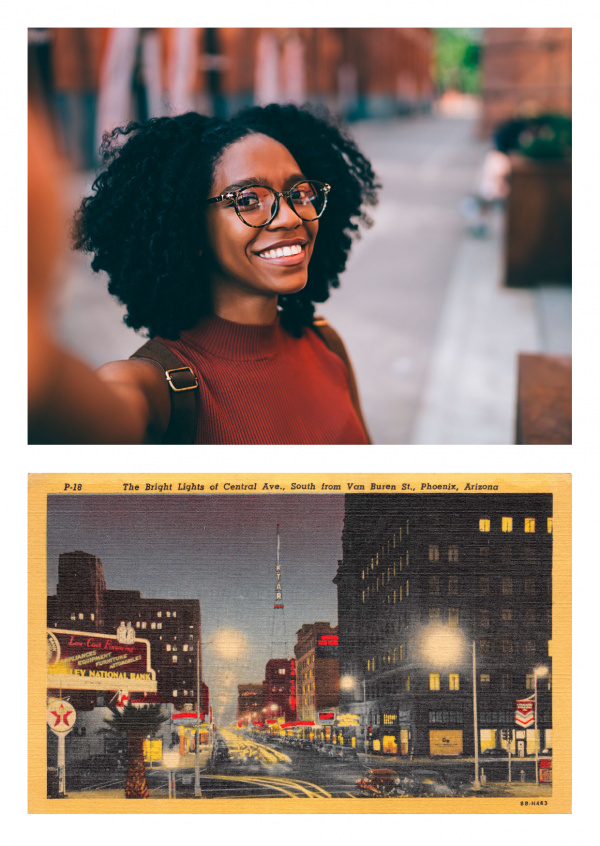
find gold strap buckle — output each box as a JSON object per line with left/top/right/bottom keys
{"left": 165, "top": 366, "right": 198, "bottom": 392}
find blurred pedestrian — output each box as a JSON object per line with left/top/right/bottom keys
{"left": 34, "top": 104, "right": 379, "bottom": 444}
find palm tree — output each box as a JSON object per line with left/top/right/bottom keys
{"left": 104, "top": 703, "right": 169, "bottom": 798}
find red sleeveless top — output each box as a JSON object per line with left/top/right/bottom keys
{"left": 156, "top": 314, "right": 369, "bottom": 445}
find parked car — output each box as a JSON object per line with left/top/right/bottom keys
{"left": 481, "top": 747, "right": 508, "bottom": 758}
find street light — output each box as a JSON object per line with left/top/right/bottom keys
{"left": 419, "top": 624, "right": 480, "bottom": 790}
{"left": 533, "top": 665, "right": 549, "bottom": 785}
{"left": 340, "top": 674, "right": 366, "bottom": 750}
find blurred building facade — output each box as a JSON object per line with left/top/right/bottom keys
{"left": 294, "top": 622, "right": 340, "bottom": 722}
{"left": 262, "top": 658, "right": 297, "bottom": 723}
{"left": 335, "top": 494, "right": 552, "bottom": 757}
{"left": 236, "top": 683, "right": 264, "bottom": 723}
{"left": 29, "top": 27, "right": 434, "bottom": 169}
{"left": 479, "top": 28, "right": 572, "bottom": 138}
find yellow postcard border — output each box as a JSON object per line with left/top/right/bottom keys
{"left": 28, "top": 473, "right": 571, "bottom": 814}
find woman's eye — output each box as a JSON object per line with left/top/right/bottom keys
{"left": 237, "top": 192, "right": 261, "bottom": 208}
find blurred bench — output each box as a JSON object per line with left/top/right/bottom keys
{"left": 516, "top": 354, "right": 572, "bottom": 444}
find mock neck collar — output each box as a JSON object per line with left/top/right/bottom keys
{"left": 177, "top": 312, "right": 286, "bottom": 361}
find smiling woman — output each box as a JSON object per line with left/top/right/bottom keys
{"left": 31, "top": 104, "right": 379, "bottom": 444}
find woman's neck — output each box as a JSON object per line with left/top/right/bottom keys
{"left": 211, "top": 288, "right": 279, "bottom": 325}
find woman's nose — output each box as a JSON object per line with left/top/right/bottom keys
{"left": 268, "top": 195, "right": 301, "bottom": 228}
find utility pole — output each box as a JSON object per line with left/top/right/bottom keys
{"left": 194, "top": 622, "right": 202, "bottom": 798}
{"left": 472, "top": 640, "right": 481, "bottom": 789}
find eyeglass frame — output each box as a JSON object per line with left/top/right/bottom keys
{"left": 206, "top": 179, "right": 331, "bottom": 228}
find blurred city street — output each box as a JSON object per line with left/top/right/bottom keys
{"left": 53, "top": 111, "right": 571, "bottom": 445}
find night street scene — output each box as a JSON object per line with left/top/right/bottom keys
{"left": 46, "top": 493, "right": 553, "bottom": 801}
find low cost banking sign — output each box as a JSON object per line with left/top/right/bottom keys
{"left": 47, "top": 629, "right": 157, "bottom": 692}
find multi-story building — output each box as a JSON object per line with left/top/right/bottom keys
{"left": 47, "top": 550, "right": 206, "bottom": 712}
{"left": 237, "top": 683, "right": 264, "bottom": 724}
{"left": 335, "top": 494, "right": 552, "bottom": 757}
{"left": 294, "top": 623, "right": 340, "bottom": 722}
{"left": 262, "top": 659, "right": 297, "bottom": 723}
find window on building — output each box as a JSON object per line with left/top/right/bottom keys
{"left": 448, "top": 608, "right": 459, "bottom": 627}
{"left": 166, "top": 611, "right": 171, "bottom": 617}
{"left": 524, "top": 518, "right": 536, "bottom": 533}
{"left": 448, "top": 545, "right": 459, "bottom": 562}
{"left": 362, "top": 590, "right": 365, "bottom": 604}
{"left": 524, "top": 607, "right": 536, "bottom": 625}
{"left": 524, "top": 578, "right": 536, "bottom": 596}
{"left": 90, "top": 613, "right": 95, "bottom": 621}
{"left": 449, "top": 673, "right": 460, "bottom": 691}
{"left": 361, "top": 569, "right": 365, "bottom": 580}
{"left": 501, "top": 674, "right": 512, "bottom": 691}
{"left": 78, "top": 613, "right": 84, "bottom": 620}
{"left": 502, "top": 638, "right": 513, "bottom": 654}
{"left": 172, "top": 655, "right": 178, "bottom": 663}
{"left": 157, "top": 612, "right": 162, "bottom": 617}
{"left": 429, "top": 545, "right": 439, "bottom": 562}
{"left": 479, "top": 639, "right": 490, "bottom": 655}
{"left": 429, "top": 607, "right": 440, "bottom": 619}
{"left": 480, "top": 673, "right": 490, "bottom": 687}
{"left": 429, "top": 576, "right": 440, "bottom": 594}
{"left": 429, "top": 673, "right": 440, "bottom": 691}
{"left": 502, "top": 516, "right": 513, "bottom": 532}
{"left": 526, "top": 674, "right": 535, "bottom": 691}
{"left": 479, "top": 576, "right": 490, "bottom": 595}
{"left": 525, "top": 639, "right": 536, "bottom": 655}
{"left": 479, "top": 609, "right": 490, "bottom": 628}
{"left": 406, "top": 579, "right": 409, "bottom": 596}
{"left": 183, "top": 644, "right": 188, "bottom": 651}
{"left": 501, "top": 608, "right": 513, "bottom": 622}
{"left": 479, "top": 518, "right": 490, "bottom": 532}
{"left": 172, "top": 690, "right": 177, "bottom": 697}
{"left": 151, "top": 622, "right": 156, "bottom": 629}
{"left": 141, "top": 622, "right": 147, "bottom": 629}
{"left": 173, "top": 611, "right": 177, "bottom": 617}
{"left": 405, "top": 675, "right": 411, "bottom": 691}
{"left": 502, "top": 576, "right": 513, "bottom": 595}
{"left": 479, "top": 546, "right": 490, "bottom": 563}
{"left": 448, "top": 576, "right": 459, "bottom": 595}
{"left": 136, "top": 621, "right": 140, "bottom": 628}
{"left": 399, "top": 644, "right": 404, "bottom": 661}
{"left": 547, "top": 518, "right": 553, "bottom": 533}
{"left": 166, "top": 644, "right": 171, "bottom": 651}
{"left": 278, "top": 668, "right": 286, "bottom": 675}
{"left": 157, "top": 622, "right": 162, "bottom": 629}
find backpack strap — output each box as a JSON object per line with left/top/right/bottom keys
{"left": 312, "top": 317, "right": 372, "bottom": 444}
{"left": 130, "top": 339, "right": 198, "bottom": 445}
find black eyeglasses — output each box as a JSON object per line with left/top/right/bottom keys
{"left": 207, "top": 180, "right": 331, "bottom": 228}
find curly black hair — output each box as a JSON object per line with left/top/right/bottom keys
{"left": 73, "top": 103, "right": 379, "bottom": 339}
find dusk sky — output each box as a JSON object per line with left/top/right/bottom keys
{"left": 47, "top": 494, "right": 345, "bottom": 721}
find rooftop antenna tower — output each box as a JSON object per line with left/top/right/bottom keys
{"left": 270, "top": 524, "right": 288, "bottom": 656}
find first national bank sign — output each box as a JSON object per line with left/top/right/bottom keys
{"left": 47, "top": 628, "right": 157, "bottom": 693}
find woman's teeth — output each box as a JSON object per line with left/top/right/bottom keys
{"left": 259, "top": 244, "right": 303, "bottom": 259}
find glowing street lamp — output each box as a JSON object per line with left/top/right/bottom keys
{"left": 419, "top": 624, "right": 480, "bottom": 790}
{"left": 340, "top": 674, "right": 366, "bottom": 750}
{"left": 534, "top": 665, "right": 549, "bottom": 785}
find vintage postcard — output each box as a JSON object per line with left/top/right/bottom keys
{"left": 29, "top": 473, "right": 571, "bottom": 814}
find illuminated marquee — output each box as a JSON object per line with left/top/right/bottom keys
{"left": 47, "top": 628, "right": 157, "bottom": 693}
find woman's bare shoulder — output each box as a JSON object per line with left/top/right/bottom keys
{"left": 97, "top": 357, "right": 171, "bottom": 440}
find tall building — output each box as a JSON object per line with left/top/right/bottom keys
{"left": 47, "top": 550, "right": 205, "bottom": 711}
{"left": 335, "top": 494, "right": 552, "bottom": 757}
{"left": 237, "top": 683, "right": 263, "bottom": 723}
{"left": 294, "top": 622, "right": 340, "bottom": 722}
{"left": 262, "top": 658, "right": 297, "bottom": 723}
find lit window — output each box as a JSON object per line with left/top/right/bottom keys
{"left": 429, "top": 545, "right": 439, "bottom": 562}
{"left": 172, "top": 655, "right": 178, "bottom": 663}
{"left": 502, "top": 577, "right": 513, "bottom": 595}
{"left": 524, "top": 607, "right": 536, "bottom": 625}
{"left": 501, "top": 608, "right": 513, "bottom": 622}
{"left": 524, "top": 518, "right": 536, "bottom": 533}
{"left": 429, "top": 607, "right": 440, "bottom": 619}
{"left": 448, "top": 608, "right": 459, "bottom": 627}
{"left": 449, "top": 673, "right": 460, "bottom": 691}
{"left": 406, "top": 580, "right": 409, "bottom": 596}
{"left": 278, "top": 668, "right": 286, "bottom": 675}
{"left": 362, "top": 570, "right": 365, "bottom": 580}
{"left": 398, "top": 585, "right": 403, "bottom": 601}
{"left": 173, "top": 690, "right": 178, "bottom": 697}
{"left": 157, "top": 612, "right": 162, "bottom": 618}
{"left": 141, "top": 622, "right": 147, "bottom": 629}
{"left": 448, "top": 576, "right": 458, "bottom": 595}
{"left": 429, "top": 576, "right": 440, "bottom": 594}
{"left": 526, "top": 674, "right": 535, "bottom": 691}
{"left": 547, "top": 518, "right": 553, "bottom": 533}
{"left": 166, "top": 644, "right": 171, "bottom": 652}
{"left": 399, "top": 644, "right": 404, "bottom": 661}
{"left": 480, "top": 673, "right": 490, "bottom": 687}
{"left": 183, "top": 644, "right": 188, "bottom": 651}
{"left": 167, "top": 611, "right": 171, "bottom": 617}
{"left": 173, "top": 612, "right": 177, "bottom": 618}
{"left": 70, "top": 613, "right": 76, "bottom": 621}
{"left": 362, "top": 590, "right": 365, "bottom": 604}
{"left": 448, "top": 545, "right": 459, "bottom": 562}
{"left": 90, "top": 613, "right": 95, "bottom": 621}
{"left": 136, "top": 622, "right": 140, "bottom": 628}
{"left": 429, "top": 673, "right": 440, "bottom": 691}
{"left": 479, "top": 639, "right": 490, "bottom": 655}
{"left": 78, "top": 613, "right": 84, "bottom": 620}
{"left": 479, "top": 519, "right": 490, "bottom": 532}
{"left": 502, "top": 517, "right": 513, "bottom": 532}
{"left": 406, "top": 676, "right": 411, "bottom": 691}
{"left": 151, "top": 622, "right": 156, "bottom": 629}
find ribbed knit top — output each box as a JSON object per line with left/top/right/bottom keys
{"left": 156, "top": 314, "right": 369, "bottom": 445}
